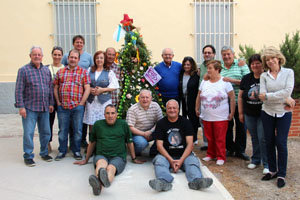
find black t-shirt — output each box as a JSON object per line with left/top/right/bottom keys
{"left": 240, "top": 72, "right": 263, "bottom": 116}
{"left": 155, "top": 116, "right": 194, "bottom": 158}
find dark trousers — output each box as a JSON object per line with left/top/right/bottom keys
{"left": 49, "top": 104, "right": 58, "bottom": 142}
{"left": 226, "top": 105, "right": 246, "bottom": 154}
{"left": 261, "top": 111, "right": 292, "bottom": 178}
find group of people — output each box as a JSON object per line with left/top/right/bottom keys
{"left": 14, "top": 33, "right": 295, "bottom": 196}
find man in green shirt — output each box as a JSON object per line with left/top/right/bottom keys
{"left": 74, "top": 104, "right": 145, "bottom": 196}
{"left": 197, "top": 45, "right": 216, "bottom": 151}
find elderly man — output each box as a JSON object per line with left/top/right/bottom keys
{"left": 54, "top": 49, "right": 91, "bottom": 161}
{"left": 61, "top": 35, "right": 93, "bottom": 148}
{"left": 155, "top": 48, "right": 181, "bottom": 105}
{"left": 149, "top": 100, "right": 213, "bottom": 192}
{"left": 106, "top": 47, "right": 121, "bottom": 106}
{"left": 220, "top": 46, "right": 250, "bottom": 160}
{"left": 126, "top": 89, "right": 163, "bottom": 156}
{"left": 15, "top": 46, "right": 54, "bottom": 166}
{"left": 74, "top": 104, "right": 144, "bottom": 196}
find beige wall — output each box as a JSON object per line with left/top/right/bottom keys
{"left": 1, "top": 0, "right": 300, "bottom": 82}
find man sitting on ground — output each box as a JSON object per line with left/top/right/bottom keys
{"left": 74, "top": 104, "right": 144, "bottom": 195}
{"left": 149, "top": 100, "right": 213, "bottom": 192}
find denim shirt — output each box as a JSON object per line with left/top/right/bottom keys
{"left": 87, "top": 70, "right": 110, "bottom": 104}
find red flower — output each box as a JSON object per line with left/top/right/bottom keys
{"left": 141, "top": 78, "right": 145, "bottom": 83}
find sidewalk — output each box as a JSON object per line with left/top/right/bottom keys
{"left": 0, "top": 114, "right": 233, "bottom": 200}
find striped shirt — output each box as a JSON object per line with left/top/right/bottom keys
{"left": 15, "top": 62, "right": 54, "bottom": 111}
{"left": 109, "top": 63, "right": 121, "bottom": 106}
{"left": 126, "top": 101, "right": 163, "bottom": 132}
{"left": 54, "top": 65, "right": 91, "bottom": 109}
{"left": 220, "top": 59, "right": 250, "bottom": 101}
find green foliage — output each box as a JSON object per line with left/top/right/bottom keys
{"left": 117, "top": 30, "right": 164, "bottom": 119}
{"left": 280, "top": 31, "right": 300, "bottom": 98}
{"left": 238, "top": 44, "right": 258, "bottom": 65}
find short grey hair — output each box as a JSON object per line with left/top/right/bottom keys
{"left": 140, "top": 89, "right": 152, "bottom": 96}
{"left": 166, "top": 99, "right": 179, "bottom": 108}
{"left": 30, "top": 46, "right": 43, "bottom": 56}
{"left": 221, "top": 46, "right": 234, "bottom": 54}
{"left": 162, "top": 48, "right": 174, "bottom": 55}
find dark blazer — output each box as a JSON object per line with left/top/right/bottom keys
{"left": 179, "top": 71, "right": 200, "bottom": 140}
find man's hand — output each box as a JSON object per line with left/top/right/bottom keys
{"left": 19, "top": 108, "right": 26, "bottom": 118}
{"left": 238, "top": 59, "right": 246, "bottom": 67}
{"left": 173, "top": 160, "right": 184, "bottom": 173}
{"left": 132, "top": 158, "right": 146, "bottom": 164}
{"left": 49, "top": 106, "right": 54, "bottom": 113}
{"left": 144, "top": 131, "right": 152, "bottom": 141}
{"left": 223, "top": 77, "right": 233, "bottom": 83}
{"left": 74, "top": 160, "right": 88, "bottom": 165}
{"left": 238, "top": 113, "right": 244, "bottom": 123}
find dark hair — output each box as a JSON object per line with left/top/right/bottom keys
{"left": 248, "top": 54, "right": 262, "bottom": 66}
{"left": 90, "top": 51, "right": 108, "bottom": 73}
{"left": 51, "top": 46, "right": 63, "bottom": 55}
{"left": 105, "top": 104, "right": 116, "bottom": 112}
{"left": 206, "top": 60, "right": 222, "bottom": 73}
{"left": 68, "top": 49, "right": 80, "bottom": 59}
{"left": 72, "top": 35, "right": 85, "bottom": 44}
{"left": 181, "top": 56, "right": 197, "bottom": 76}
{"left": 202, "top": 45, "right": 216, "bottom": 54}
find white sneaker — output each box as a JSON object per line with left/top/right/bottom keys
{"left": 263, "top": 168, "right": 270, "bottom": 175}
{"left": 202, "top": 157, "right": 212, "bottom": 162}
{"left": 247, "top": 163, "right": 257, "bottom": 169}
{"left": 216, "top": 160, "right": 225, "bottom": 165}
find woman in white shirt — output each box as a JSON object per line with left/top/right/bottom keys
{"left": 83, "top": 51, "right": 119, "bottom": 132}
{"left": 195, "top": 60, "right": 235, "bottom": 165}
{"left": 259, "top": 46, "right": 295, "bottom": 188}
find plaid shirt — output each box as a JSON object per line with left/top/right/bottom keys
{"left": 109, "top": 63, "right": 121, "bottom": 106}
{"left": 15, "top": 62, "right": 54, "bottom": 111}
{"left": 54, "top": 66, "right": 91, "bottom": 109}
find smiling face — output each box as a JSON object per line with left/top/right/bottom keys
{"left": 221, "top": 49, "right": 234, "bottom": 67}
{"left": 68, "top": 50, "right": 80, "bottom": 68}
{"left": 30, "top": 48, "right": 43, "bottom": 67}
{"left": 166, "top": 100, "right": 179, "bottom": 121}
{"left": 207, "top": 63, "right": 219, "bottom": 77}
{"left": 52, "top": 49, "right": 63, "bottom": 64}
{"left": 265, "top": 56, "right": 280, "bottom": 69}
{"left": 183, "top": 60, "right": 192, "bottom": 73}
{"left": 104, "top": 106, "right": 117, "bottom": 125}
{"left": 95, "top": 52, "right": 105, "bottom": 68}
{"left": 203, "top": 47, "right": 215, "bottom": 62}
{"left": 250, "top": 60, "right": 264, "bottom": 75}
{"left": 138, "top": 90, "right": 152, "bottom": 109}
{"left": 73, "top": 38, "right": 84, "bottom": 52}
{"left": 162, "top": 48, "right": 174, "bottom": 66}
{"left": 106, "top": 48, "right": 116, "bottom": 66}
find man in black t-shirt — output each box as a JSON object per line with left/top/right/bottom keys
{"left": 149, "top": 100, "right": 213, "bottom": 191}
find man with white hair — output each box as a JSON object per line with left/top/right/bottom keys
{"left": 149, "top": 100, "right": 213, "bottom": 192}
{"left": 126, "top": 89, "right": 163, "bottom": 156}
{"left": 155, "top": 48, "right": 181, "bottom": 105}
{"left": 15, "top": 46, "right": 54, "bottom": 166}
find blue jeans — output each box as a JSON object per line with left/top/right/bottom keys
{"left": 152, "top": 153, "right": 203, "bottom": 183}
{"left": 244, "top": 114, "right": 268, "bottom": 168}
{"left": 57, "top": 105, "right": 84, "bottom": 154}
{"left": 22, "top": 109, "right": 51, "bottom": 159}
{"left": 261, "top": 111, "right": 292, "bottom": 178}
{"left": 132, "top": 135, "right": 149, "bottom": 155}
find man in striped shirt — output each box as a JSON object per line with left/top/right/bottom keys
{"left": 126, "top": 89, "right": 163, "bottom": 156}
{"left": 15, "top": 46, "right": 54, "bottom": 167}
{"left": 54, "top": 49, "right": 91, "bottom": 161}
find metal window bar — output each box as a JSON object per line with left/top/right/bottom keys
{"left": 50, "top": 0, "right": 98, "bottom": 54}
{"left": 193, "top": 0, "right": 234, "bottom": 64}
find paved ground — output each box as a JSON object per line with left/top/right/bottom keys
{"left": 0, "top": 114, "right": 233, "bottom": 200}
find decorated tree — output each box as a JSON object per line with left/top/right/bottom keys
{"left": 116, "top": 14, "right": 164, "bottom": 119}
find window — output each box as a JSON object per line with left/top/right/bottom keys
{"left": 50, "top": 0, "right": 98, "bottom": 54}
{"left": 194, "top": 0, "right": 234, "bottom": 63}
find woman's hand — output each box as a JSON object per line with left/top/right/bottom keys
{"left": 258, "top": 93, "right": 266, "bottom": 101}
{"left": 284, "top": 97, "right": 296, "bottom": 111}
{"left": 228, "top": 112, "right": 234, "bottom": 121}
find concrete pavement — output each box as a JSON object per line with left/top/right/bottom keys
{"left": 0, "top": 114, "right": 233, "bottom": 200}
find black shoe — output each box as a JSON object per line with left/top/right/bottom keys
{"left": 24, "top": 159, "right": 36, "bottom": 167}
{"left": 73, "top": 152, "right": 82, "bottom": 160}
{"left": 188, "top": 178, "right": 213, "bottom": 190}
{"left": 98, "top": 168, "right": 111, "bottom": 188}
{"left": 277, "top": 178, "right": 286, "bottom": 188}
{"left": 200, "top": 146, "right": 208, "bottom": 151}
{"left": 235, "top": 152, "right": 250, "bottom": 161}
{"left": 41, "top": 155, "right": 53, "bottom": 162}
{"left": 55, "top": 152, "right": 65, "bottom": 161}
{"left": 226, "top": 151, "right": 235, "bottom": 157}
{"left": 149, "top": 179, "right": 172, "bottom": 192}
{"left": 261, "top": 172, "right": 278, "bottom": 181}
{"left": 89, "top": 175, "right": 102, "bottom": 195}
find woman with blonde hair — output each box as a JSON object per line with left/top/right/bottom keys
{"left": 259, "top": 46, "right": 295, "bottom": 188}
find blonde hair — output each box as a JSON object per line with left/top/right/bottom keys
{"left": 261, "top": 46, "right": 286, "bottom": 69}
